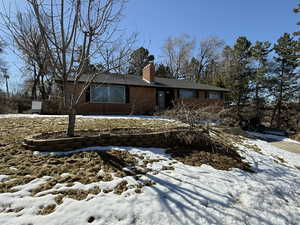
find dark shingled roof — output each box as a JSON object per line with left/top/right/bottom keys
{"left": 75, "top": 73, "right": 229, "bottom": 92}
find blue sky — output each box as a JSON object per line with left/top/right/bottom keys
{"left": 121, "top": 0, "right": 298, "bottom": 58}
{"left": 0, "top": 0, "right": 299, "bottom": 90}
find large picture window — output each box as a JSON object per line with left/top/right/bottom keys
{"left": 208, "top": 91, "right": 222, "bottom": 99}
{"left": 179, "top": 89, "right": 197, "bottom": 99}
{"left": 91, "top": 85, "right": 126, "bottom": 103}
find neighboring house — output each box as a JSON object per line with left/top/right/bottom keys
{"left": 72, "top": 63, "right": 229, "bottom": 115}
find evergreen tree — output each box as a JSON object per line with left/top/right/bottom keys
{"left": 128, "top": 47, "right": 154, "bottom": 75}
{"left": 155, "top": 64, "right": 172, "bottom": 78}
{"left": 251, "top": 41, "right": 271, "bottom": 119}
{"left": 186, "top": 57, "right": 201, "bottom": 81}
{"left": 293, "top": 3, "right": 300, "bottom": 102}
{"left": 223, "top": 37, "right": 253, "bottom": 115}
{"left": 293, "top": 3, "right": 300, "bottom": 42}
{"left": 270, "top": 33, "right": 299, "bottom": 128}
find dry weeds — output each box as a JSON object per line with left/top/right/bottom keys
{"left": 0, "top": 116, "right": 253, "bottom": 210}
{"left": 291, "top": 133, "right": 300, "bottom": 142}
{"left": 0, "top": 117, "right": 177, "bottom": 198}
{"left": 38, "top": 204, "right": 57, "bottom": 215}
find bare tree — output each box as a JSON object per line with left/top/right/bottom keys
{"left": 99, "top": 34, "right": 137, "bottom": 74}
{"left": 162, "top": 34, "right": 195, "bottom": 79}
{"left": 1, "top": 11, "right": 52, "bottom": 100}
{"left": 25, "top": 0, "right": 129, "bottom": 136}
{"left": 0, "top": 39, "right": 9, "bottom": 96}
{"left": 0, "top": 39, "right": 5, "bottom": 68}
{"left": 187, "top": 36, "right": 224, "bottom": 82}
{"left": 0, "top": 68, "right": 9, "bottom": 97}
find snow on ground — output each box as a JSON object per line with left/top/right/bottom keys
{"left": 243, "top": 138, "right": 300, "bottom": 168}
{"left": 0, "top": 114, "right": 171, "bottom": 120}
{"left": 247, "top": 131, "right": 300, "bottom": 144}
{"left": 1, "top": 137, "right": 300, "bottom": 225}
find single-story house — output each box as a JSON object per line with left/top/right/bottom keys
{"left": 71, "top": 63, "right": 229, "bottom": 115}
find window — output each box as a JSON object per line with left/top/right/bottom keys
{"left": 179, "top": 89, "right": 197, "bottom": 99}
{"left": 208, "top": 91, "right": 222, "bottom": 99}
{"left": 91, "top": 85, "right": 126, "bottom": 103}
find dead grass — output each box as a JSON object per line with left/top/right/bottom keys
{"left": 213, "top": 127, "right": 263, "bottom": 154}
{"left": 44, "top": 187, "right": 101, "bottom": 201}
{"left": 114, "top": 180, "right": 128, "bottom": 195}
{"left": 242, "top": 143, "right": 262, "bottom": 154}
{"left": 0, "top": 117, "right": 178, "bottom": 197}
{"left": 0, "top": 116, "right": 252, "bottom": 201}
{"left": 166, "top": 148, "right": 252, "bottom": 171}
{"left": 275, "top": 156, "right": 287, "bottom": 165}
{"left": 291, "top": 133, "right": 300, "bottom": 142}
{"left": 215, "top": 127, "right": 247, "bottom": 144}
{"left": 0, "top": 205, "right": 24, "bottom": 214}
{"left": 0, "top": 176, "right": 36, "bottom": 193}
{"left": 54, "top": 194, "right": 64, "bottom": 205}
{"left": 38, "top": 204, "right": 56, "bottom": 215}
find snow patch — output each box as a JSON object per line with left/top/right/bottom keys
{"left": 1, "top": 140, "right": 300, "bottom": 224}
{"left": 0, "top": 114, "right": 173, "bottom": 121}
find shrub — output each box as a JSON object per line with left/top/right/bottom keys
{"left": 0, "top": 103, "right": 14, "bottom": 114}
{"left": 0, "top": 94, "right": 32, "bottom": 114}
{"left": 159, "top": 102, "right": 223, "bottom": 128}
{"left": 42, "top": 96, "right": 64, "bottom": 115}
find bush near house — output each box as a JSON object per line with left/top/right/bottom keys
{"left": 0, "top": 94, "right": 31, "bottom": 114}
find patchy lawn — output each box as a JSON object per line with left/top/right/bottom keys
{"left": 0, "top": 116, "right": 182, "bottom": 194}
{"left": 0, "top": 115, "right": 300, "bottom": 225}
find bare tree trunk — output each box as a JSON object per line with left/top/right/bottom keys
{"left": 5, "top": 76, "right": 9, "bottom": 98}
{"left": 39, "top": 74, "right": 47, "bottom": 100}
{"left": 67, "top": 111, "right": 76, "bottom": 137}
{"left": 271, "top": 91, "right": 283, "bottom": 129}
{"left": 276, "top": 65, "right": 284, "bottom": 128}
{"left": 255, "top": 84, "right": 259, "bottom": 119}
{"left": 237, "top": 93, "right": 242, "bottom": 118}
{"left": 63, "top": 81, "right": 76, "bottom": 137}
{"left": 276, "top": 99, "right": 282, "bottom": 128}
{"left": 270, "top": 105, "right": 276, "bottom": 127}
{"left": 31, "top": 78, "right": 38, "bottom": 100}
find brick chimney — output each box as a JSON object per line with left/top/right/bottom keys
{"left": 142, "top": 63, "right": 155, "bottom": 83}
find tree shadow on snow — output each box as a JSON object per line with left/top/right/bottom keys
{"left": 143, "top": 172, "right": 295, "bottom": 225}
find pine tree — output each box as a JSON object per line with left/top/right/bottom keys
{"left": 186, "top": 57, "right": 201, "bottom": 81}
{"left": 251, "top": 41, "right": 271, "bottom": 119}
{"left": 128, "top": 47, "right": 154, "bottom": 76}
{"left": 223, "top": 37, "right": 253, "bottom": 116}
{"left": 155, "top": 64, "right": 172, "bottom": 78}
{"left": 293, "top": 3, "right": 300, "bottom": 103}
{"left": 271, "top": 33, "right": 299, "bottom": 128}
{"left": 293, "top": 3, "right": 300, "bottom": 43}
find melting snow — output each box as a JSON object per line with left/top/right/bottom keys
{"left": 1, "top": 136, "right": 300, "bottom": 224}
{"left": 0, "top": 114, "right": 172, "bottom": 120}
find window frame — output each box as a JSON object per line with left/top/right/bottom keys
{"left": 208, "top": 91, "right": 222, "bottom": 99}
{"left": 90, "top": 84, "right": 126, "bottom": 104}
{"left": 179, "top": 89, "right": 198, "bottom": 99}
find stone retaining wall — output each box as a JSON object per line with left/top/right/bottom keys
{"left": 23, "top": 129, "right": 188, "bottom": 152}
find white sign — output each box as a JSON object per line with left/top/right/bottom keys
{"left": 32, "top": 101, "right": 42, "bottom": 111}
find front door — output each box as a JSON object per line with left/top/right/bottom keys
{"left": 157, "top": 90, "right": 166, "bottom": 110}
